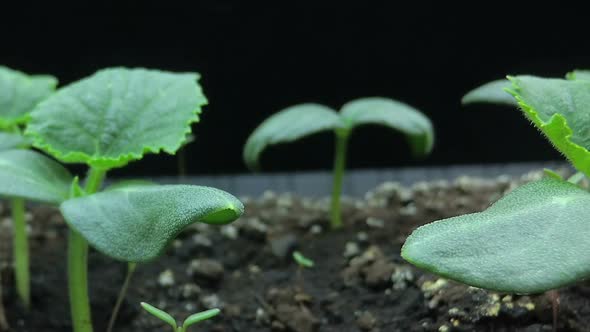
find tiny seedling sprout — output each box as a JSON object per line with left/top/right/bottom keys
{"left": 141, "top": 302, "right": 220, "bottom": 332}
{"left": 292, "top": 251, "right": 314, "bottom": 268}
{"left": 243, "top": 97, "right": 433, "bottom": 229}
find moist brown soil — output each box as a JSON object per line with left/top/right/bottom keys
{"left": 1, "top": 171, "right": 589, "bottom": 332}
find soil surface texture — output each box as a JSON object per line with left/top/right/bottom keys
{"left": 1, "top": 169, "right": 588, "bottom": 332}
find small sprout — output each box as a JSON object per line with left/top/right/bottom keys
{"left": 141, "top": 302, "right": 220, "bottom": 332}
{"left": 293, "top": 251, "right": 314, "bottom": 268}
{"left": 243, "top": 97, "right": 434, "bottom": 229}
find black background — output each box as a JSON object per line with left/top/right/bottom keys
{"left": 1, "top": 2, "right": 585, "bottom": 176}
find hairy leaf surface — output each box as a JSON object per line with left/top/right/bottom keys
{"left": 507, "top": 76, "right": 590, "bottom": 177}
{"left": 26, "top": 67, "right": 206, "bottom": 169}
{"left": 61, "top": 185, "right": 243, "bottom": 262}
{"left": 0, "top": 66, "right": 57, "bottom": 129}
{"left": 243, "top": 104, "right": 340, "bottom": 170}
{"left": 0, "top": 149, "right": 73, "bottom": 203}
{"left": 340, "top": 97, "right": 434, "bottom": 156}
{"left": 402, "top": 178, "right": 590, "bottom": 294}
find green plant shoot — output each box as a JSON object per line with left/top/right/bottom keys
{"left": 141, "top": 302, "right": 220, "bottom": 332}
{"left": 0, "top": 67, "right": 244, "bottom": 332}
{"left": 293, "top": 251, "right": 314, "bottom": 268}
{"left": 243, "top": 97, "right": 433, "bottom": 229}
{"left": 403, "top": 73, "right": 590, "bottom": 294}
{"left": 0, "top": 66, "right": 58, "bottom": 308}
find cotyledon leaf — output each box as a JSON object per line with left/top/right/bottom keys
{"left": 243, "top": 104, "right": 340, "bottom": 171}
{"left": 25, "top": 67, "right": 207, "bottom": 169}
{"left": 0, "top": 66, "right": 58, "bottom": 129}
{"left": 0, "top": 132, "right": 29, "bottom": 150}
{"left": 0, "top": 149, "right": 73, "bottom": 204}
{"left": 566, "top": 69, "right": 590, "bottom": 81}
{"left": 402, "top": 178, "right": 590, "bottom": 294}
{"left": 60, "top": 185, "right": 244, "bottom": 262}
{"left": 140, "top": 302, "right": 177, "bottom": 329}
{"left": 461, "top": 79, "right": 516, "bottom": 106}
{"left": 339, "top": 97, "right": 434, "bottom": 157}
{"left": 506, "top": 76, "right": 590, "bottom": 177}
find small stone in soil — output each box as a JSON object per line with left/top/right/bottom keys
{"left": 157, "top": 269, "right": 175, "bottom": 287}
{"left": 343, "top": 241, "right": 361, "bottom": 258}
{"left": 220, "top": 225, "right": 238, "bottom": 240}
{"left": 181, "top": 283, "right": 202, "bottom": 299}
{"left": 268, "top": 233, "right": 298, "bottom": 259}
{"left": 365, "top": 217, "right": 385, "bottom": 228}
{"left": 201, "top": 294, "right": 224, "bottom": 309}
{"left": 187, "top": 258, "right": 225, "bottom": 282}
{"left": 356, "top": 310, "right": 377, "bottom": 331}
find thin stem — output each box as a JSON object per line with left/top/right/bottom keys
{"left": 11, "top": 198, "right": 29, "bottom": 308}
{"left": 330, "top": 130, "right": 350, "bottom": 229}
{"left": 69, "top": 167, "right": 107, "bottom": 332}
{"left": 106, "top": 263, "right": 137, "bottom": 332}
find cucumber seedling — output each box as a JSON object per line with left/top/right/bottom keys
{"left": 0, "top": 66, "right": 58, "bottom": 308}
{"left": 402, "top": 73, "right": 590, "bottom": 299}
{"left": 243, "top": 97, "right": 434, "bottom": 229}
{"left": 0, "top": 67, "right": 244, "bottom": 332}
{"left": 141, "top": 302, "right": 220, "bottom": 332}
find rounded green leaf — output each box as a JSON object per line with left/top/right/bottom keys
{"left": 340, "top": 97, "right": 434, "bottom": 157}
{"left": 506, "top": 76, "right": 590, "bottom": 177}
{"left": 565, "top": 69, "right": 590, "bottom": 81}
{"left": 0, "top": 149, "right": 73, "bottom": 204}
{"left": 26, "top": 67, "right": 206, "bottom": 169}
{"left": 0, "top": 132, "right": 29, "bottom": 150}
{"left": 60, "top": 185, "right": 244, "bottom": 262}
{"left": 243, "top": 104, "right": 340, "bottom": 171}
{"left": 183, "top": 308, "right": 220, "bottom": 328}
{"left": 402, "top": 178, "right": 590, "bottom": 294}
{"left": 461, "top": 79, "right": 516, "bottom": 106}
{"left": 140, "top": 302, "right": 177, "bottom": 329}
{"left": 0, "top": 66, "right": 57, "bottom": 129}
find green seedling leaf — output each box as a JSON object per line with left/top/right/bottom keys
{"left": 340, "top": 97, "right": 434, "bottom": 157}
{"left": 461, "top": 79, "right": 516, "bottom": 106}
{"left": 542, "top": 168, "right": 562, "bottom": 180}
{"left": 0, "top": 66, "right": 57, "bottom": 129}
{"left": 243, "top": 104, "right": 340, "bottom": 170}
{"left": 293, "top": 251, "right": 314, "bottom": 268}
{"left": 565, "top": 69, "right": 590, "bottom": 81}
{"left": 60, "top": 185, "right": 244, "bottom": 262}
{"left": 26, "top": 67, "right": 207, "bottom": 169}
{"left": 0, "top": 149, "right": 73, "bottom": 204}
{"left": 183, "top": 308, "right": 220, "bottom": 329}
{"left": 0, "top": 132, "right": 29, "bottom": 150}
{"left": 402, "top": 178, "right": 590, "bottom": 294}
{"left": 506, "top": 76, "right": 590, "bottom": 177}
{"left": 140, "top": 302, "right": 177, "bottom": 329}
{"left": 104, "top": 179, "right": 157, "bottom": 191}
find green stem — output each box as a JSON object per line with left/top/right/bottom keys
{"left": 106, "top": 263, "right": 137, "bottom": 332}
{"left": 69, "top": 167, "right": 106, "bottom": 332}
{"left": 11, "top": 198, "right": 29, "bottom": 308}
{"left": 177, "top": 147, "right": 187, "bottom": 179}
{"left": 330, "top": 130, "right": 350, "bottom": 229}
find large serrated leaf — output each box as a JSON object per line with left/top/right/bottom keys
{"left": 60, "top": 185, "right": 244, "bottom": 262}
{"left": 461, "top": 79, "right": 516, "bottom": 106}
{"left": 506, "top": 76, "right": 590, "bottom": 177}
{"left": 0, "top": 149, "right": 73, "bottom": 204}
{"left": 25, "top": 67, "right": 206, "bottom": 169}
{"left": 0, "top": 66, "right": 58, "bottom": 129}
{"left": 0, "top": 132, "right": 29, "bottom": 150}
{"left": 402, "top": 178, "right": 590, "bottom": 294}
{"left": 243, "top": 104, "right": 340, "bottom": 170}
{"left": 340, "top": 97, "right": 434, "bottom": 157}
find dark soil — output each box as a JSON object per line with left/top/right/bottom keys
{"left": 1, "top": 170, "right": 589, "bottom": 332}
